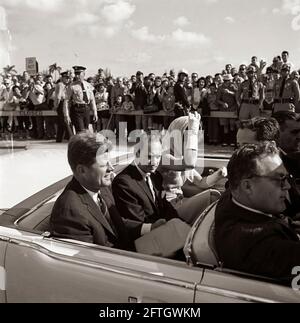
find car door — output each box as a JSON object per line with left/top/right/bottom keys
{"left": 0, "top": 240, "right": 8, "bottom": 303}
{"left": 4, "top": 230, "right": 203, "bottom": 303}
{"left": 194, "top": 268, "right": 300, "bottom": 303}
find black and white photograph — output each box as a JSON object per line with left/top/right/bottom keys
{"left": 1, "top": 0, "right": 300, "bottom": 305}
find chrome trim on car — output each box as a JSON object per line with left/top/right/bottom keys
{"left": 8, "top": 237, "right": 198, "bottom": 292}
{"left": 195, "top": 284, "right": 276, "bottom": 303}
{"left": 14, "top": 193, "right": 58, "bottom": 226}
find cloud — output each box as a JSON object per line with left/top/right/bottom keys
{"left": 0, "top": 0, "right": 64, "bottom": 12}
{"left": 282, "top": 0, "right": 300, "bottom": 15}
{"left": 204, "top": 0, "right": 218, "bottom": 3}
{"left": 224, "top": 16, "right": 235, "bottom": 24}
{"left": 101, "top": 0, "right": 135, "bottom": 24}
{"left": 117, "top": 52, "right": 152, "bottom": 64}
{"left": 131, "top": 26, "right": 165, "bottom": 43}
{"left": 173, "top": 16, "right": 190, "bottom": 27}
{"left": 171, "top": 28, "right": 210, "bottom": 47}
{"left": 272, "top": 0, "right": 300, "bottom": 15}
{"left": 65, "top": 13, "right": 99, "bottom": 27}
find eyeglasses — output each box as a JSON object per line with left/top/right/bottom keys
{"left": 251, "top": 174, "right": 290, "bottom": 188}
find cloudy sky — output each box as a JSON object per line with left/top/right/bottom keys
{"left": 0, "top": 0, "right": 300, "bottom": 77}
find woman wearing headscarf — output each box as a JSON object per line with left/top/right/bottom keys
{"left": 159, "top": 112, "right": 227, "bottom": 224}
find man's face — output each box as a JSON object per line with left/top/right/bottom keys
{"left": 75, "top": 71, "right": 85, "bottom": 81}
{"left": 282, "top": 52, "right": 288, "bottom": 62}
{"left": 62, "top": 76, "right": 70, "bottom": 85}
{"left": 137, "top": 141, "right": 162, "bottom": 174}
{"left": 280, "top": 120, "right": 300, "bottom": 153}
{"left": 281, "top": 69, "right": 289, "bottom": 78}
{"left": 225, "top": 64, "right": 232, "bottom": 73}
{"left": 236, "top": 128, "right": 258, "bottom": 148}
{"left": 80, "top": 153, "right": 114, "bottom": 192}
{"left": 247, "top": 154, "right": 290, "bottom": 214}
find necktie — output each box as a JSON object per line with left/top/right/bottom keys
{"left": 97, "top": 193, "right": 108, "bottom": 219}
{"left": 248, "top": 81, "right": 253, "bottom": 98}
{"left": 81, "top": 82, "right": 89, "bottom": 104}
{"left": 146, "top": 174, "right": 156, "bottom": 201}
{"left": 279, "top": 78, "right": 286, "bottom": 98}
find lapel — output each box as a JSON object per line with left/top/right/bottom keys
{"left": 71, "top": 178, "right": 116, "bottom": 237}
{"left": 130, "top": 164, "right": 156, "bottom": 205}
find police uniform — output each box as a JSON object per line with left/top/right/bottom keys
{"left": 217, "top": 75, "right": 238, "bottom": 145}
{"left": 64, "top": 66, "right": 97, "bottom": 133}
{"left": 54, "top": 71, "right": 73, "bottom": 142}
{"left": 237, "top": 72, "right": 264, "bottom": 120}
{"left": 273, "top": 70, "right": 300, "bottom": 113}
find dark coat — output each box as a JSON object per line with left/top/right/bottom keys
{"left": 215, "top": 190, "right": 300, "bottom": 279}
{"left": 174, "top": 82, "right": 190, "bottom": 109}
{"left": 50, "top": 177, "right": 139, "bottom": 251}
{"left": 281, "top": 151, "right": 300, "bottom": 218}
{"left": 112, "top": 164, "right": 164, "bottom": 224}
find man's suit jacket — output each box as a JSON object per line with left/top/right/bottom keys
{"left": 50, "top": 177, "right": 139, "bottom": 251}
{"left": 281, "top": 151, "right": 300, "bottom": 218}
{"left": 215, "top": 190, "right": 300, "bottom": 279}
{"left": 112, "top": 164, "right": 164, "bottom": 224}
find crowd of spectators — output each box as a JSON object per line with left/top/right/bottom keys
{"left": 0, "top": 50, "right": 299, "bottom": 146}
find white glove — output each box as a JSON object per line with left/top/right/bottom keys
{"left": 187, "top": 112, "right": 201, "bottom": 135}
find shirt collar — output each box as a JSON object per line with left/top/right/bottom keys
{"left": 134, "top": 160, "right": 150, "bottom": 181}
{"left": 232, "top": 197, "right": 273, "bottom": 218}
{"left": 82, "top": 185, "right": 99, "bottom": 204}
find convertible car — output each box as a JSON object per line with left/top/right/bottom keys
{"left": 0, "top": 156, "right": 299, "bottom": 303}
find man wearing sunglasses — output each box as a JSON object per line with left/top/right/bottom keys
{"left": 215, "top": 141, "right": 300, "bottom": 280}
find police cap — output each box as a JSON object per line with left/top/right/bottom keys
{"left": 73, "top": 66, "right": 86, "bottom": 73}
{"left": 60, "top": 71, "right": 71, "bottom": 78}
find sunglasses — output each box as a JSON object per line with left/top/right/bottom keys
{"left": 251, "top": 174, "right": 290, "bottom": 188}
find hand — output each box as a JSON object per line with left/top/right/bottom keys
{"left": 223, "top": 102, "right": 229, "bottom": 109}
{"left": 151, "top": 219, "right": 166, "bottom": 231}
{"left": 64, "top": 115, "right": 71, "bottom": 125}
{"left": 217, "top": 166, "right": 228, "bottom": 178}
{"left": 260, "top": 60, "right": 267, "bottom": 69}
{"left": 93, "top": 114, "right": 98, "bottom": 123}
{"left": 188, "top": 111, "right": 201, "bottom": 134}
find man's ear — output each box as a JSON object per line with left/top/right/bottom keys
{"left": 75, "top": 164, "right": 85, "bottom": 176}
{"left": 240, "top": 178, "right": 254, "bottom": 194}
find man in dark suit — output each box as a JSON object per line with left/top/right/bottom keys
{"left": 50, "top": 131, "right": 162, "bottom": 250}
{"left": 215, "top": 142, "right": 300, "bottom": 280}
{"left": 112, "top": 133, "right": 169, "bottom": 233}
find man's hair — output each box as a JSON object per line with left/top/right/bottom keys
{"left": 272, "top": 111, "right": 300, "bottom": 130}
{"left": 134, "top": 132, "right": 162, "bottom": 157}
{"left": 282, "top": 50, "right": 289, "bottom": 56}
{"left": 228, "top": 141, "right": 279, "bottom": 191}
{"left": 68, "top": 131, "right": 112, "bottom": 172}
{"left": 238, "top": 117, "right": 280, "bottom": 144}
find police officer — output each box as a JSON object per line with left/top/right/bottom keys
{"left": 236, "top": 65, "right": 264, "bottom": 120}
{"left": 54, "top": 71, "right": 73, "bottom": 142}
{"left": 64, "top": 66, "right": 98, "bottom": 133}
{"left": 273, "top": 64, "right": 300, "bottom": 113}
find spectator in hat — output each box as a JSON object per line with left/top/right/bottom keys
{"left": 64, "top": 66, "right": 97, "bottom": 133}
